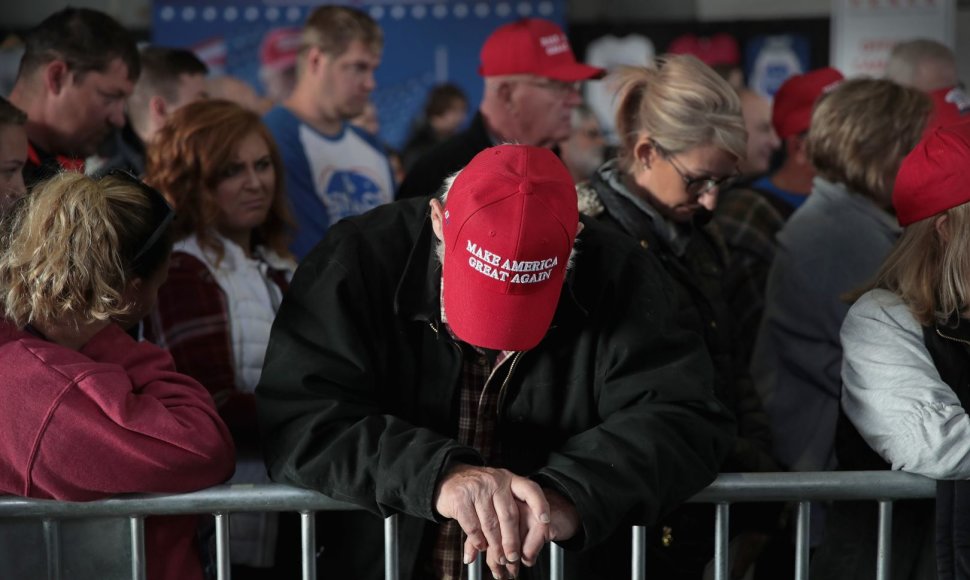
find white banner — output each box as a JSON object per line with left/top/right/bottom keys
{"left": 831, "top": 0, "right": 955, "bottom": 78}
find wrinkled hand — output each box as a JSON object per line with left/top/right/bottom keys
{"left": 434, "top": 464, "right": 550, "bottom": 579}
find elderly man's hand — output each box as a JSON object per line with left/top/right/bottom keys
{"left": 434, "top": 464, "right": 550, "bottom": 579}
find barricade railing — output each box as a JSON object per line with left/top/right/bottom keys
{"left": 0, "top": 471, "right": 936, "bottom": 580}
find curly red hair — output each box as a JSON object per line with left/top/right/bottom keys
{"left": 145, "top": 99, "right": 292, "bottom": 262}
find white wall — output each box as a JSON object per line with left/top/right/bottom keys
{"left": 695, "top": 0, "right": 831, "bottom": 20}
{"left": 2, "top": 0, "right": 150, "bottom": 29}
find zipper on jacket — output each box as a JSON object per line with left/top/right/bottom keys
{"left": 937, "top": 327, "right": 970, "bottom": 347}
{"left": 496, "top": 352, "right": 524, "bottom": 417}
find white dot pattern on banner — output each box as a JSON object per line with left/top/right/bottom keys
{"left": 517, "top": 2, "right": 533, "bottom": 16}
{"left": 224, "top": 7, "right": 238, "bottom": 21}
{"left": 286, "top": 7, "right": 302, "bottom": 22}
{"left": 265, "top": 7, "right": 280, "bottom": 21}
{"left": 433, "top": 4, "right": 449, "bottom": 18}
{"left": 160, "top": 6, "right": 175, "bottom": 21}
{"left": 538, "top": 1, "right": 554, "bottom": 15}
{"left": 496, "top": 3, "right": 512, "bottom": 16}
{"left": 202, "top": 7, "right": 217, "bottom": 21}
{"left": 369, "top": 5, "right": 385, "bottom": 19}
{"left": 391, "top": 5, "right": 406, "bottom": 19}
{"left": 182, "top": 6, "right": 196, "bottom": 21}
{"left": 474, "top": 3, "right": 490, "bottom": 17}
{"left": 454, "top": 3, "right": 469, "bottom": 18}
{"left": 412, "top": 5, "right": 427, "bottom": 19}
{"left": 244, "top": 7, "right": 259, "bottom": 21}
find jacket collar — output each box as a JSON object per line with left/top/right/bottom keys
{"left": 393, "top": 211, "right": 588, "bottom": 331}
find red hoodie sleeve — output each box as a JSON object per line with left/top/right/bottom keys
{"left": 27, "top": 324, "right": 236, "bottom": 500}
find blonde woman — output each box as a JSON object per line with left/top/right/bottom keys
{"left": 0, "top": 172, "right": 235, "bottom": 580}
{"left": 841, "top": 121, "right": 970, "bottom": 580}
{"left": 576, "top": 54, "right": 778, "bottom": 579}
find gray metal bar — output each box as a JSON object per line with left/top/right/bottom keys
{"left": 130, "top": 516, "right": 146, "bottom": 580}
{"left": 215, "top": 512, "right": 230, "bottom": 580}
{"left": 714, "top": 503, "right": 730, "bottom": 580}
{"left": 42, "top": 519, "right": 60, "bottom": 580}
{"left": 0, "top": 484, "right": 360, "bottom": 519}
{"left": 795, "top": 501, "right": 811, "bottom": 580}
{"left": 550, "top": 541, "right": 564, "bottom": 580}
{"left": 876, "top": 500, "right": 893, "bottom": 580}
{"left": 631, "top": 525, "right": 646, "bottom": 580}
{"left": 690, "top": 471, "right": 934, "bottom": 503}
{"left": 468, "top": 552, "right": 483, "bottom": 580}
{"left": 384, "top": 515, "right": 399, "bottom": 580}
{"left": 300, "top": 511, "right": 316, "bottom": 580}
{"left": 0, "top": 473, "right": 936, "bottom": 521}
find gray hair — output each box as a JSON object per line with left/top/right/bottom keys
{"left": 885, "top": 39, "right": 957, "bottom": 90}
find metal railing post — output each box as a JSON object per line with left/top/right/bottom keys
{"left": 214, "top": 512, "right": 230, "bottom": 580}
{"left": 549, "top": 541, "right": 564, "bottom": 580}
{"left": 42, "top": 519, "right": 61, "bottom": 580}
{"left": 714, "top": 503, "right": 730, "bottom": 580}
{"left": 384, "top": 515, "right": 399, "bottom": 580}
{"left": 794, "top": 501, "right": 811, "bottom": 580}
{"left": 876, "top": 500, "right": 894, "bottom": 580}
{"left": 468, "top": 552, "right": 483, "bottom": 580}
{"left": 300, "top": 511, "right": 316, "bottom": 580}
{"left": 631, "top": 525, "right": 646, "bottom": 580}
{"left": 129, "top": 515, "right": 146, "bottom": 580}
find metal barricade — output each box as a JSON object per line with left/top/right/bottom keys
{"left": 0, "top": 471, "right": 936, "bottom": 580}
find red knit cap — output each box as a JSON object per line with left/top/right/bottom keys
{"left": 893, "top": 119, "right": 970, "bottom": 226}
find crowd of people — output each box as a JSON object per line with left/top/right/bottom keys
{"left": 0, "top": 5, "right": 968, "bottom": 580}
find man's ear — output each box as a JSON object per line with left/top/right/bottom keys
{"left": 149, "top": 95, "right": 167, "bottom": 122}
{"left": 44, "top": 60, "right": 70, "bottom": 96}
{"left": 429, "top": 198, "right": 445, "bottom": 242}
{"left": 305, "top": 46, "right": 327, "bottom": 76}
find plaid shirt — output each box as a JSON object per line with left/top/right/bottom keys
{"left": 146, "top": 250, "right": 290, "bottom": 433}
{"left": 711, "top": 186, "right": 792, "bottom": 366}
{"left": 431, "top": 302, "right": 515, "bottom": 580}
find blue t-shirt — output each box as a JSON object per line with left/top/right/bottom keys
{"left": 752, "top": 175, "right": 807, "bottom": 212}
{"left": 264, "top": 106, "right": 395, "bottom": 259}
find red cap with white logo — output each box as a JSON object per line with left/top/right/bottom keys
{"left": 442, "top": 145, "right": 579, "bottom": 351}
{"left": 478, "top": 18, "right": 605, "bottom": 82}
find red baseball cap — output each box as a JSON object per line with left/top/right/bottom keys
{"left": 926, "top": 86, "right": 970, "bottom": 133}
{"left": 893, "top": 119, "right": 970, "bottom": 226}
{"left": 479, "top": 18, "right": 605, "bottom": 82}
{"left": 772, "top": 67, "right": 844, "bottom": 140}
{"left": 441, "top": 145, "right": 579, "bottom": 351}
{"left": 260, "top": 27, "right": 302, "bottom": 71}
{"left": 667, "top": 33, "right": 740, "bottom": 67}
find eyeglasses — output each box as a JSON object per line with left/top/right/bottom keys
{"left": 103, "top": 170, "right": 175, "bottom": 264}
{"left": 517, "top": 77, "right": 582, "bottom": 98}
{"left": 654, "top": 143, "right": 739, "bottom": 198}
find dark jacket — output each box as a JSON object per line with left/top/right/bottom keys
{"left": 396, "top": 111, "right": 492, "bottom": 199}
{"left": 577, "top": 165, "right": 780, "bottom": 577}
{"left": 578, "top": 166, "right": 777, "bottom": 474}
{"left": 924, "top": 317, "right": 970, "bottom": 580}
{"left": 256, "top": 197, "right": 736, "bottom": 579}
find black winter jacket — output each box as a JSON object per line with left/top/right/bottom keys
{"left": 256, "top": 197, "right": 736, "bottom": 579}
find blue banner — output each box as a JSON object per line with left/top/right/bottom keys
{"left": 153, "top": 1, "right": 566, "bottom": 149}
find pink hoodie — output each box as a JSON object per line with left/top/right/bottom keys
{"left": 0, "top": 321, "right": 236, "bottom": 580}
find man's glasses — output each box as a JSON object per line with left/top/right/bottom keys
{"left": 103, "top": 170, "right": 175, "bottom": 264}
{"left": 653, "top": 142, "right": 739, "bottom": 198}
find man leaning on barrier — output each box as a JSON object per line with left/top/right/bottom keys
{"left": 256, "top": 144, "right": 736, "bottom": 579}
